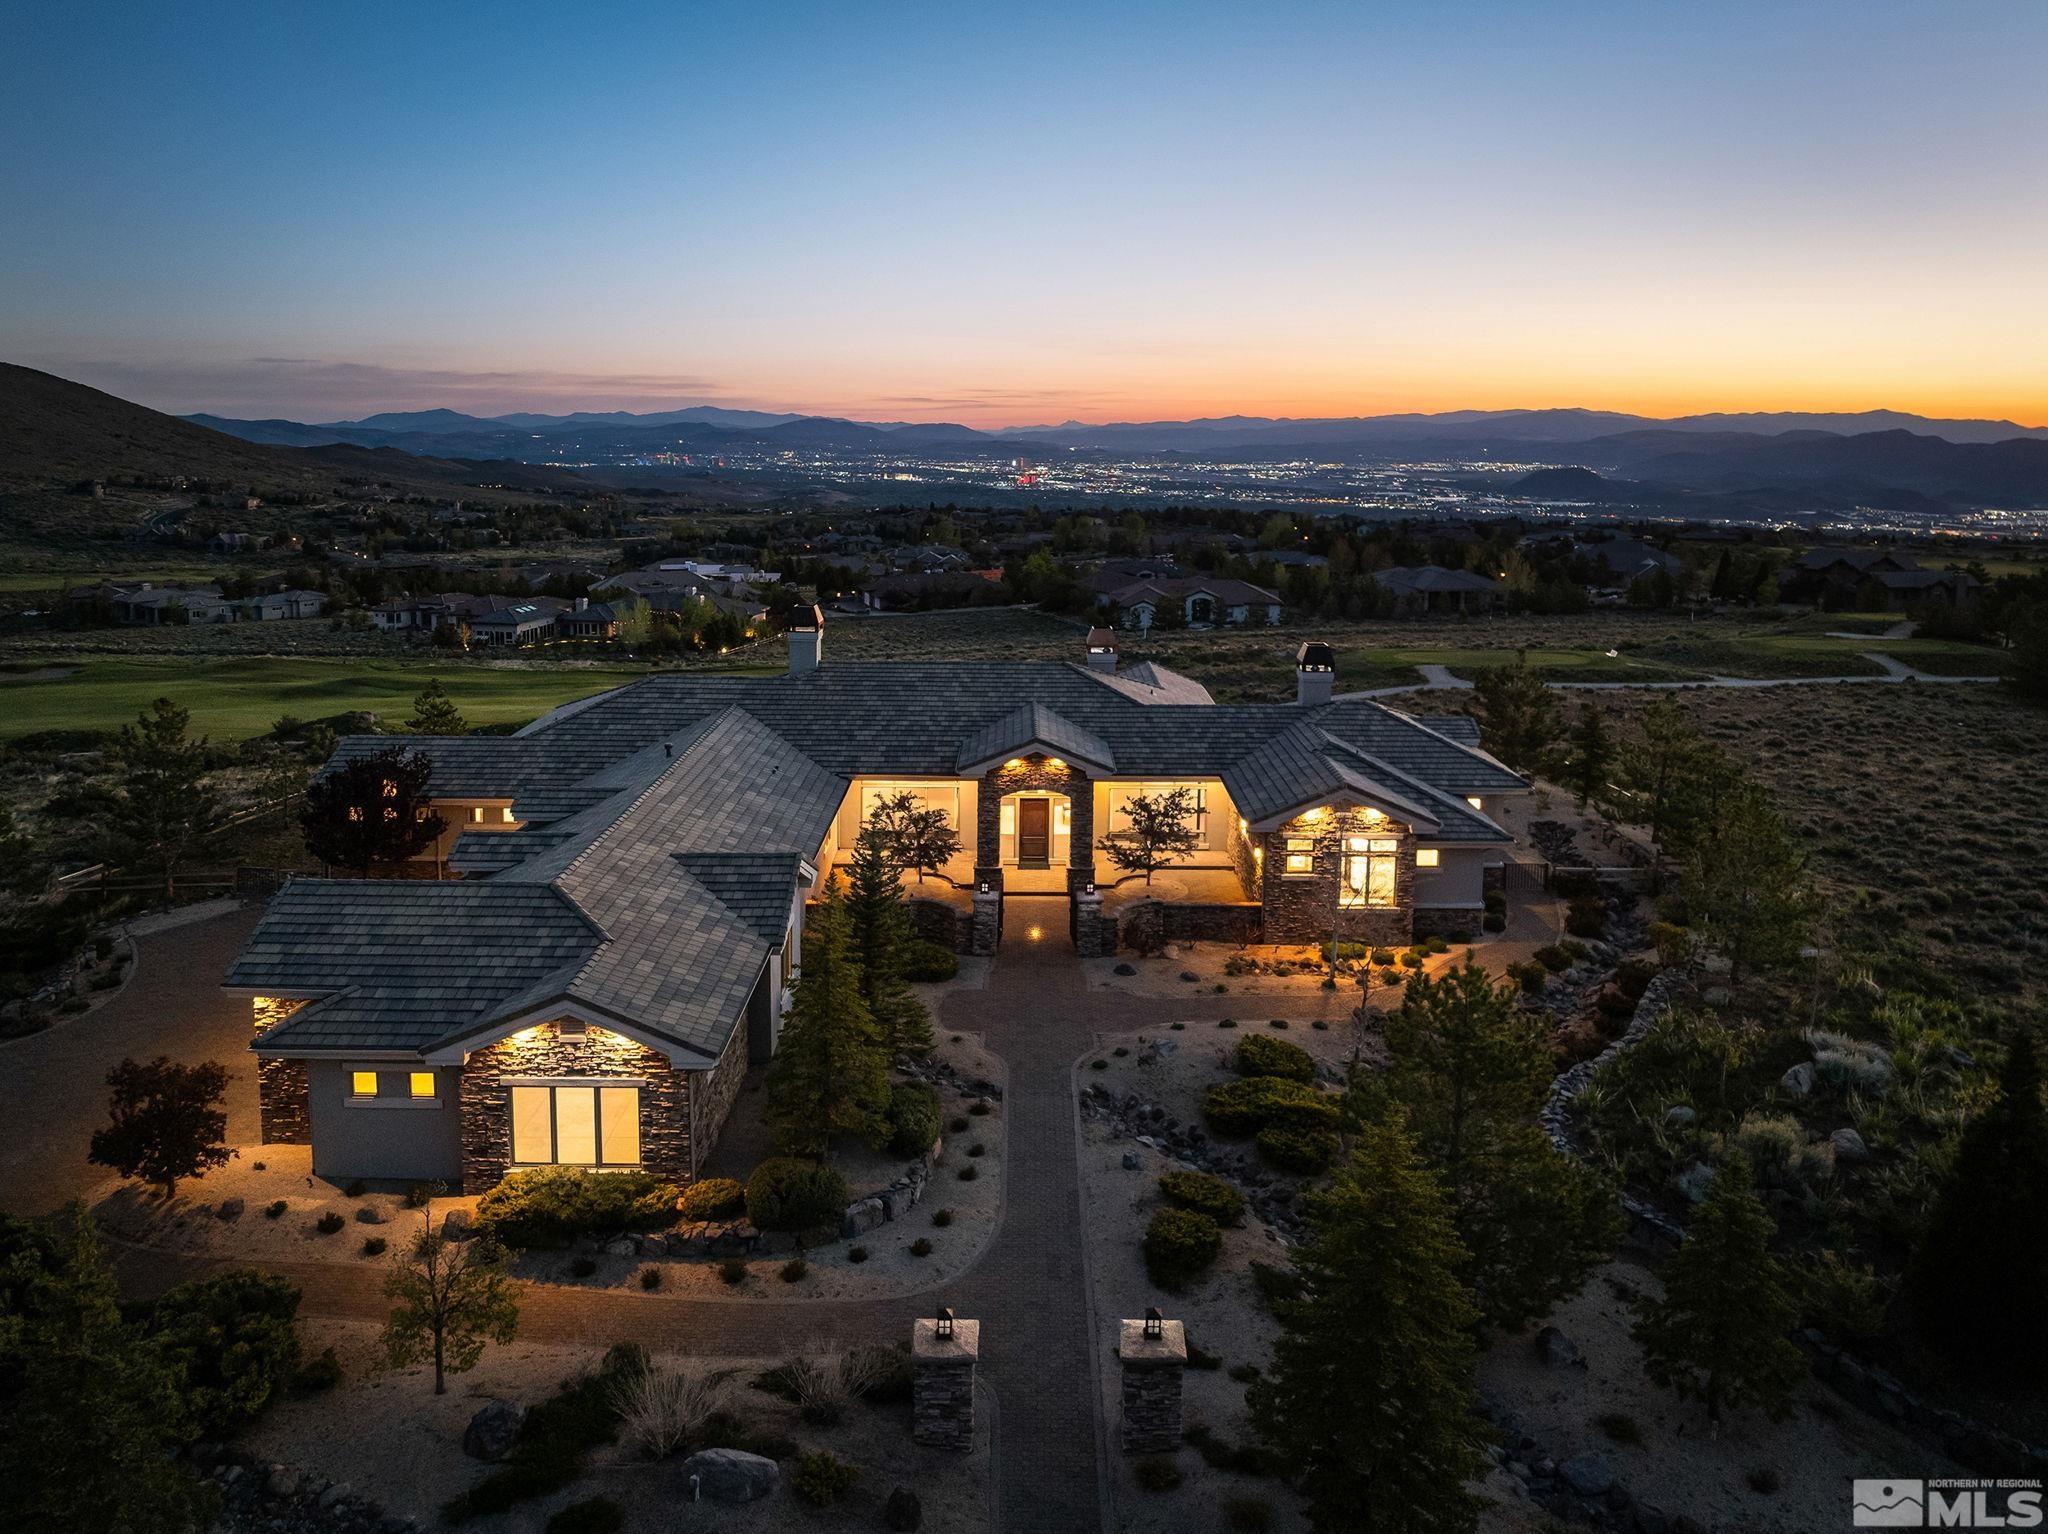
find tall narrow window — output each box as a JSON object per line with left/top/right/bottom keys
{"left": 554, "top": 1087, "right": 598, "bottom": 1164}
{"left": 511, "top": 1086, "right": 552, "bottom": 1163}
{"left": 600, "top": 1088, "right": 640, "bottom": 1166}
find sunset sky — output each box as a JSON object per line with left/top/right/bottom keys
{"left": 3, "top": 1, "right": 2045, "bottom": 427}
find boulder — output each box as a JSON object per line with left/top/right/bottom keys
{"left": 1179, "top": 971, "right": 1199, "bottom": 983}
{"left": 1701, "top": 986, "right": 1733, "bottom": 1008}
{"left": 1113, "top": 963, "right": 1137, "bottom": 977}
{"left": 1662, "top": 1106, "right": 1696, "bottom": 1127}
{"left": 216, "top": 1198, "right": 245, "bottom": 1222}
{"left": 1121, "top": 1151, "right": 1141, "bottom": 1170}
{"left": 1830, "top": 1127, "right": 1871, "bottom": 1164}
{"left": 1559, "top": 1454, "right": 1615, "bottom": 1498}
{"left": 441, "top": 1209, "right": 475, "bottom": 1241}
{"left": 841, "top": 1196, "right": 888, "bottom": 1238}
{"left": 266, "top": 1465, "right": 300, "bottom": 1499}
{"left": 1534, "top": 1326, "right": 1582, "bottom": 1369}
{"left": 462, "top": 1400, "right": 525, "bottom": 1462}
{"left": 684, "top": 1447, "right": 780, "bottom": 1504}
{"left": 603, "top": 1237, "right": 636, "bottom": 1257}
{"left": 1779, "top": 1062, "right": 1815, "bottom": 1098}
{"left": 1674, "top": 1163, "right": 1716, "bottom": 1205}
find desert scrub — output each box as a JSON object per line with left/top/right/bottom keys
{"left": 1134, "top": 1456, "right": 1183, "bottom": 1491}
{"left": 1233, "top": 1033, "right": 1316, "bottom": 1082}
{"left": 1143, "top": 1207, "right": 1222, "bottom": 1290}
{"left": 1158, "top": 1169, "right": 1245, "bottom": 1226}
{"left": 475, "top": 1166, "right": 680, "bottom": 1249}
{"left": 791, "top": 1450, "right": 859, "bottom": 1506}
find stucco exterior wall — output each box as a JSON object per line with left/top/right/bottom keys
{"left": 306, "top": 1061, "right": 464, "bottom": 1184}
{"left": 1413, "top": 846, "right": 1490, "bottom": 911}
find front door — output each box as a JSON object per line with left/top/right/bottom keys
{"left": 1018, "top": 797, "right": 1050, "bottom": 866}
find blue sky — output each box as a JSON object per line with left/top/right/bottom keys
{"left": 3, "top": 0, "right": 2044, "bottom": 424}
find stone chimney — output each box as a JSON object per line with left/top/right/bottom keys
{"left": 573, "top": 596, "right": 588, "bottom": 612}
{"left": 788, "top": 604, "right": 824, "bottom": 674}
{"left": 1085, "top": 626, "right": 1118, "bottom": 673}
{"left": 1296, "top": 641, "right": 1335, "bottom": 706}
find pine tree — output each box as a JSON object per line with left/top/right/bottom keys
{"left": 766, "top": 877, "right": 892, "bottom": 1157}
{"left": 1683, "top": 782, "right": 1812, "bottom": 983}
{"left": 1617, "top": 696, "right": 1707, "bottom": 890}
{"left": 1565, "top": 702, "right": 1614, "bottom": 809}
{"left": 1249, "top": 1116, "right": 1485, "bottom": 1534}
{"left": 1908, "top": 1030, "right": 2048, "bottom": 1375}
{"left": 1632, "top": 1153, "right": 1806, "bottom": 1428}
{"left": 844, "top": 825, "right": 934, "bottom": 1057}
{"left": 1470, "top": 653, "right": 1562, "bottom": 774}
{"left": 1373, "top": 962, "right": 1620, "bottom": 1330}
{"left": 404, "top": 677, "right": 468, "bottom": 735}
{"left": 105, "top": 697, "right": 218, "bottom": 902}
{"left": 0, "top": 1204, "right": 216, "bottom": 1532}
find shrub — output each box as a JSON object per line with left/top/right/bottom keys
{"left": 909, "top": 1237, "right": 933, "bottom": 1257}
{"left": 150, "top": 1270, "right": 303, "bottom": 1437}
{"left": 569, "top": 1256, "right": 597, "bottom": 1279}
{"left": 1484, "top": 889, "right": 1508, "bottom": 914}
{"left": 1747, "top": 1466, "right": 1782, "bottom": 1495}
{"left": 1202, "top": 1076, "right": 1337, "bottom": 1140}
{"left": 792, "top": 1450, "right": 859, "bottom": 1505}
{"left": 1508, "top": 960, "right": 1548, "bottom": 993}
{"left": 1224, "top": 1494, "right": 1275, "bottom": 1531}
{"left": 1250, "top": 1260, "right": 1303, "bottom": 1307}
{"left": 957, "top": 1164, "right": 977, "bottom": 1181}
{"left": 948, "top": 1115, "right": 969, "bottom": 1133}
{"left": 263, "top": 1199, "right": 287, "bottom": 1219}
{"left": 1255, "top": 1124, "right": 1336, "bottom": 1173}
{"left": 718, "top": 1259, "right": 747, "bottom": 1286}
{"left": 1158, "top": 1169, "right": 1244, "bottom": 1226}
{"left": 1797, "top": 1252, "right": 1891, "bottom": 1346}
{"left": 902, "top": 940, "right": 959, "bottom": 983}
{"left": 1533, "top": 943, "right": 1574, "bottom": 973}
{"left": 678, "top": 1177, "right": 746, "bottom": 1221}
{"left": 968, "top": 1100, "right": 991, "bottom": 1116}
{"left": 343, "top": 1179, "right": 365, "bottom": 1198}
{"left": 1597, "top": 1411, "right": 1642, "bottom": 1446}
{"left": 639, "top": 1266, "right": 662, "bottom": 1291}
{"left": 1724, "top": 1112, "right": 1834, "bottom": 1190}
{"left": 444, "top": 1368, "right": 623, "bottom": 1523}
{"left": 1134, "top": 1456, "right": 1183, "bottom": 1491}
{"left": 745, "top": 1158, "right": 849, "bottom": 1232}
{"left": 1804, "top": 1030, "right": 1894, "bottom": 1093}
{"left": 614, "top": 1362, "right": 735, "bottom": 1459}
{"left": 315, "top": 1211, "right": 345, "bottom": 1235}
{"left": 931, "top": 1207, "right": 953, "bottom": 1227}
{"left": 1143, "top": 1207, "right": 1222, "bottom": 1290}
{"left": 1233, "top": 1034, "right": 1315, "bottom": 1083}
{"left": 966, "top": 1143, "right": 985, "bottom": 1157}
{"left": 1423, "top": 934, "right": 1450, "bottom": 954}
{"left": 546, "top": 1496, "right": 624, "bottom": 1534}
{"left": 1565, "top": 896, "right": 1609, "bottom": 939}
{"left": 1398, "top": 950, "right": 1425, "bottom": 969}
{"left": 404, "top": 1182, "right": 434, "bottom": 1209}
{"left": 1227, "top": 1361, "right": 1260, "bottom": 1382}
{"left": 292, "top": 1347, "right": 342, "bottom": 1394}
{"left": 848, "top": 1244, "right": 868, "bottom": 1263}
{"left": 884, "top": 1081, "right": 943, "bottom": 1156}
{"left": 1370, "top": 947, "right": 1397, "bottom": 964}
{"left": 475, "top": 1166, "right": 680, "bottom": 1249}
{"left": 1482, "top": 911, "right": 1506, "bottom": 932}
{"left": 361, "top": 1236, "right": 387, "bottom": 1257}
{"left": 781, "top": 1259, "right": 809, "bottom": 1283}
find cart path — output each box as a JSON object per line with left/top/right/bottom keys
{"left": 78, "top": 899, "right": 1357, "bottom": 1534}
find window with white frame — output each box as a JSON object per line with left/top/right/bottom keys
{"left": 509, "top": 1083, "right": 642, "bottom": 1167}
{"left": 1341, "top": 837, "right": 1400, "bottom": 908}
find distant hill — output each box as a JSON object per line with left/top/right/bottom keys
{"left": 1507, "top": 466, "right": 1659, "bottom": 503}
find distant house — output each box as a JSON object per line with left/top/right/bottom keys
{"left": 210, "top": 531, "right": 260, "bottom": 554}
{"left": 467, "top": 598, "right": 569, "bottom": 648}
{"left": 1525, "top": 536, "right": 1682, "bottom": 599}
{"left": 1371, "top": 565, "right": 1505, "bottom": 616}
{"left": 108, "top": 583, "right": 239, "bottom": 625}
{"left": 237, "top": 588, "right": 327, "bottom": 622}
{"left": 1781, "top": 548, "right": 1979, "bottom": 609}
{"left": 557, "top": 597, "right": 642, "bottom": 640}
{"left": 861, "top": 570, "right": 1001, "bottom": 611}
{"left": 1106, "top": 576, "right": 1282, "bottom": 629}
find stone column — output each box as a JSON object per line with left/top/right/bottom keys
{"left": 1073, "top": 889, "right": 1107, "bottom": 958}
{"left": 912, "top": 1316, "right": 979, "bottom": 1449}
{"left": 1119, "top": 1316, "right": 1187, "bottom": 1453}
{"left": 970, "top": 889, "right": 1002, "bottom": 956}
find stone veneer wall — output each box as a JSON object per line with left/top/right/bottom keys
{"left": 1116, "top": 900, "right": 1264, "bottom": 954}
{"left": 690, "top": 1014, "right": 748, "bottom": 1175}
{"left": 252, "top": 996, "right": 311, "bottom": 1145}
{"left": 1256, "top": 816, "right": 1416, "bottom": 947}
{"left": 906, "top": 895, "right": 971, "bottom": 953}
{"left": 459, "top": 1022, "right": 690, "bottom": 1194}
{"left": 974, "top": 757, "right": 1092, "bottom": 893}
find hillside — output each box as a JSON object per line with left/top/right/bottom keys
{"left": 1507, "top": 466, "right": 1662, "bottom": 503}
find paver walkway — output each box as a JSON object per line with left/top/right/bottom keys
{"left": 74, "top": 896, "right": 1355, "bottom": 1532}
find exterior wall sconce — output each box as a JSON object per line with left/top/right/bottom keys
{"left": 1046, "top": 757, "right": 1066, "bottom": 770}
{"left": 1144, "top": 1307, "right": 1163, "bottom": 1340}
{"left": 977, "top": 880, "right": 991, "bottom": 894}
{"left": 936, "top": 1306, "right": 955, "bottom": 1341}
{"left": 1004, "top": 758, "right": 1025, "bottom": 770}
{"left": 1084, "top": 881, "right": 1097, "bottom": 896}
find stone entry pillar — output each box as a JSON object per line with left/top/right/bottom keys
{"left": 970, "top": 889, "right": 1002, "bottom": 955}
{"left": 1073, "top": 888, "right": 1109, "bottom": 957}
{"left": 912, "top": 1313, "right": 979, "bottom": 1449}
{"left": 1119, "top": 1312, "right": 1187, "bottom": 1453}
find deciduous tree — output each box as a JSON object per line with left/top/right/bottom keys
{"left": 1100, "top": 787, "right": 1202, "bottom": 885}
{"left": 1249, "top": 1116, "right": 1485, "bottom": 1534}
{"left": 88, "top": 1055, "right": 233, "bottom": 1199}
{"left": 383, "top": 1225, "right": 520, "bottom": 1394}
{"left": 299, "top": 745, "right": 449, "bottom": 874}
{"left": 864, "top": 789, "right": 962, "bottom": 884}
{"left": 1632, "top": 1153, "right": 1805, "bottom": 1429}
{"left": 844, "top": 824, "right": 934, "bottom": 1058}
{"left": 765, "top": 877, "right": 891, "bottom": 1156}
{"left": 404, "top": 676, "right": 468, "bottom": 735}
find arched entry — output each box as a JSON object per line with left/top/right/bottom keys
{"left": 997, "top": 787, "right": 1073, "bottom": 891}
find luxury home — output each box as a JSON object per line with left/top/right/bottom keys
{"left": 224, "top": 615, "right": 1527, "bottom": 1191}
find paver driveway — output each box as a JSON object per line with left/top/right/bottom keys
{"left": 57, "top": 896, "right": 1359, "bottom": 1533}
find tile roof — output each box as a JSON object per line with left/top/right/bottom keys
{"left": 239, "top": 661, "right": 1524, "bottom": 1061}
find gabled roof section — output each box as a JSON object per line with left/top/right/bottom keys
{"left": 1078, "top": 660, "right": 1216, "bottom": 706}
{"left": 1223, "top": 722, "right": 1444, "bottom": 831}
{"left": 676, "top": 853, "right": 806, "bottom": 944}
{"left": 955, "top": 702, "right": 1116, "bottom": 775}
{"left": 230, "top": 879, "right": 604, "bottom": 1053}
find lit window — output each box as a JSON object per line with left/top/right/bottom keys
{"left": 468, "top": 806, "right": 485, "bottom": 824}
{"left": 1416, "top": 848, "right": 1440, "bottom": 868}
{"left": 510, "top": 1083, "right": 642, "bottom": 1167}
{"left": 1342, "top": 839, "right": 1399, "bottom": 908}
{"left": 350, "top": 1070, "right": 378, "bottom": 1098}
{"left": 500, "top": 807, "right": 515, "bottom": 824}
{"left": 1466, "top": 796, "right": 1484, "bottom": 810}
{"left": 381, "top": 779, "right": 398, "bottom": 798}
{"left": 409, "top": 1071, "right": 436, "bottom": 1100}
{"left": 347, "top": 805, "right": 364, "bottom": 823}
{"left": 1283, "top": 836, "right": 1315, "bottom": 876}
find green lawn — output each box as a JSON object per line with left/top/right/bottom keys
{"left": 0, "top": 657, "right": 680, "bottom": 741}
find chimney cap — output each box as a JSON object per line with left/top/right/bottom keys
{"left": 789, "top": 603, "right": 824, "bottom": 631}
{"left": 1085, "top": 626, "right": 1117, "bottom": 650}
{"left": 1296, "top": 641, "right": 1336, "bottom": 671}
